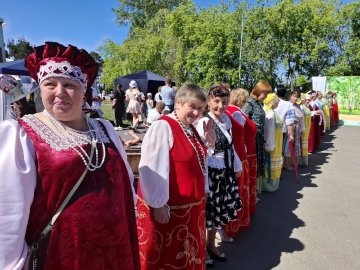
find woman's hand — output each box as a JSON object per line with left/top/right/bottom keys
{"left": 154, "top": 205, "right": 170, "bottom": 224}
{"left": 203, "top": 120, "right": 216, "bottom": 148}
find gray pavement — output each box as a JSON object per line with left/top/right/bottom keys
{"left": 216, "top": 125, "right": 360, "bottom": 270}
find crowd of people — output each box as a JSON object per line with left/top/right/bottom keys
{"left": 0, "top": 41, "right": 340, "bottom": 270}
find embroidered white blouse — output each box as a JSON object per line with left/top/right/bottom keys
{"left": 138, "top": 114, "right": 209, "bottom": 209}
{"left": 0, "top": 118, "right": 136, "bottom": 270}
{"left": 196, "top": 112, "right": 242, "bottom": 172}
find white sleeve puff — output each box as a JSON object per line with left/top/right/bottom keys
{"left": 264, "top": 110, "right": 276, "bottom": 152}
{"left": 138, "top": 120, "right": 173, "bottom": 208}
{"left": 0, "top": 120, "right": 37, "bottom": 270}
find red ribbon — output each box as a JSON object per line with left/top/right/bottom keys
{"left": 289, "top": 140, "right": 299, "bottom": 179}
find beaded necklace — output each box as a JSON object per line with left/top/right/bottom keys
{"left": 44, "top": 110, "right": 106, "bottom": 171}
{"left": 173, "top": 111, "right": 206, "bottom": 175}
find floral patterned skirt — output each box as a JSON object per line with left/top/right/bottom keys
{"left": 206, "top": 167, "right": 242, "bottom": 229}
{"left": 136, "top": 197, "right": 206, "bottom": 270}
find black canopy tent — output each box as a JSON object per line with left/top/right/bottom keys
{"left": 114, "top": 70, "right": 168, "bottom": 96}
{"left": 0, "top": 59, "right": 29, "bottom": 76}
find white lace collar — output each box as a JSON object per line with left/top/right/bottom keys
{"left": 22, "top": 114, "right": 110, "bottom": 151}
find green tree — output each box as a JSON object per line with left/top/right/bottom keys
{"left": 6, "top": 37, "right": 33, "bottom": 60}
{"left": 113, "top": 0, "right": 185, "bottom": 29}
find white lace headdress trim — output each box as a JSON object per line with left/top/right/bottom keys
{"left": 37, "top": 60, "right": 88, "bottom": 91}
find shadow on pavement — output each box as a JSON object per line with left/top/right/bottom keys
{"left": 215, "top": 127, "right": 336, "bottom": 270}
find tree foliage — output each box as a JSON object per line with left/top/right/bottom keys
{"left": 6, "top": 37, "right": 33, "bottom": 60}
{"left": 100, "top": 0, "right": 360, "bottom": 91}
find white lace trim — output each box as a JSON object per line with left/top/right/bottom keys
{"left": 37, "top": 60, "right": 87, "bottom": 90}
{"left": 22, "top": 115, "right": 110, "bottom": 151}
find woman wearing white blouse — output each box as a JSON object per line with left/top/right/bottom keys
{"left": 136, "top": 84, "right": 215, "bottom": 270}
{"left": 196, "top": 84, "right": 242, "bottom": 264}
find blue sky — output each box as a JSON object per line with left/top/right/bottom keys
{"left": 1, "top": 0, "right": 226, "bottom": 52}
{"left": 1, "top": 0, "right": 355, "bottom": 53}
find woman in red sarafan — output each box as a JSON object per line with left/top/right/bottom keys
{"left": 136, "top": 84, "right": 215, "bottom": 270}
{"left": 222, "top": 88, "right": 251, "bottom": 236}
{"left": 308, "top": 90, "right": 322, "bottom": 153}
{"left": 0, "top": 42, "right": 140, "bottom": 270}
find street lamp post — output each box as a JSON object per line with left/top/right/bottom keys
{"left": 0, "top": 17, "right": 6, "bottom": 63}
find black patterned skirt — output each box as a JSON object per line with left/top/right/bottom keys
{"left": 206, "top": 167, "right": 243, "bottom": 229}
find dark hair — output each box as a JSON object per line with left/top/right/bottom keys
{"left": 289, "top": 90, "right": 300, "bottom": 98}
{"left": 276, "top": 85, "right": 287, "bottom": 98}
{"left": 208, "top": 83, "right": 230, "bottom": 97}
{"left": 165, "top": 78, "right": 172, "bottom": 84}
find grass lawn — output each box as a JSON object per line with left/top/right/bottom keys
{"left": 101, "top": 102, "right": 114, "bottom": 121}
{"left": 339, "top": 108, "right": 360, "bottom": 115}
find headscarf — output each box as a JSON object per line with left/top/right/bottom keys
{"left": 263, "top": 93, "right": 279, "bottom": 111}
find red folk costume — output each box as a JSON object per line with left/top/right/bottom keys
{"left": 222, "top": 108, "right": 250, "bottom": 236}
{"left": 331, "top": 97, "right": 339, "bottom": 125}
{"left": 137, "top": 115, "right": 207, "bottom": 270}
{"left": 308, "top": 102, "right": 321, "bottom": 153}
{"left": 237, "top": 109, "right": 258, "bottom": 215}
{"left": 18, "top": 116, "right": 140, "bottom": 270}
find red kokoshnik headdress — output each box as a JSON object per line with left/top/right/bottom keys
{"left": 25, "top": 41, "right": 99, "bottom": 102}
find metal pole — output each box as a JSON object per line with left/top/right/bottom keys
{"left": 0, "top": 18, "right": 6, "bottom": 121}
{"left": 238, "top": 15, "right": 244, "bottom": 85}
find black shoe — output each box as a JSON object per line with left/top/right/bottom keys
{"left": 207, "top": 248, "right": 227, "bottom": 262}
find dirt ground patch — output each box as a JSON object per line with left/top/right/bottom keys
{"left": 339, "top": 114, "right": 360, "bottom": 121}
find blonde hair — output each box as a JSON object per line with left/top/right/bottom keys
{"left": 175, "top": 83, "right": 206, "bottom": 104}
{"left": 230, "top": 88, "right": 249, "bottom": 108}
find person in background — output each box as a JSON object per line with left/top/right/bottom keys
{"left": 146, "top": 100, "right": 165, "bottom": 126}
{"left": 299, "top": 93, "right": 312, "bottom": 166}
{"left": 308, "top": 90, "right": 322, "bottom": 153}
{"left": 0, "top": 41, "right": 140, "bottom": 270}
{"left": 154, "top": 86, "right": 162, "bottom": 105}
{"left": 263, "top": 93, "right": 283, "bottom": 192}
{"left": 91, "top": 86, "right": 104, "bottom": 117}
{"left": 197, "top": 84, "right": 242, "bottom": 265}
{"left": 113, "top": 83, "right": 126, "bottom": 131}
{"left": 146, "top": 93, "right": 154, "bottom": 117}
{"left": 161, "top": 78, "right": 176, "bottom": 112}
{"left": 316, "top": 91, "right": 326, "bottom": 135}
{"left": 243, "top": 80, "right": 270, "bottom": 195}
{"left": 126, "top": 80, "right": 142, "bottom": 132}
{"left": 274, "top": 86, "right": 296, "bottom": 170}
{"left": 136, "top": 83, "right": 215, "bottom": 269}
{"left": 331, "top": 92, "right": 339, "bottom": 125}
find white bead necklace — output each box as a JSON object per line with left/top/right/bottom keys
{"left": 173, "top": 111, "right": 206, "bottom": 175}
{"left": 44, "top": 110, "right": 106, "bottom": 171}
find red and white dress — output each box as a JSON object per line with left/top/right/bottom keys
{"left": 0, "top": 115, "right": 140, "bottom": 270}
{"left": 308, "top": 102, "right": 322, "bottom": 153}
{"left": 136, "top": 115, "right": 207, "bottom": 270}
{"left": 223, "top": 106, "right": 251, "bottom": 235}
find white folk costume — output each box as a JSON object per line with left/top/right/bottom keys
{"left": 197, "top": 112, "right": 242, "bottom": 229}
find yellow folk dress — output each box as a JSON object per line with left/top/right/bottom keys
{"left": 300, "top": 105, "right": 311, "bottom": 166}
{"left": 263, "top": 110, "right": 283, "bottom": 192}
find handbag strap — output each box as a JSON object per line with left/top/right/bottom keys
{"left": 39, "top": 140, "right": 96, "bottom": 238}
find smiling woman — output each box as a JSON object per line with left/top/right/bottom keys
{"left": 0, "top": 42, "right": 140, "bottom": 270}
{"left": 136, "top": 83, "right": 215, "bottom": 269}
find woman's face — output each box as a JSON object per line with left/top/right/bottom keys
{"left": 208, "top": 95, "right": 228, "bottom": 118}
{"left": 176, "top": 98, "right": 205, "bottom": 126}
{"left": 258, "top": 89, "right": 271, "bottom": 102}
{"left": 41, "top": 77, "right": 85, "bottom": 122}
{"left": 289, "top": 93, "right": 299, "bottom": 104}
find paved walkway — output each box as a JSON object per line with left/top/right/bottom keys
{"left": 216, "top": 125, "right": 360, "bottom": 270}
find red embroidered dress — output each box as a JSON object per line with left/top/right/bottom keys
{"left": 308, "top": 103, "right": 321, "bottom": 153}
{"left": 137, "top": 116, "right": 207, "bottom": 270}
{"left": 238, "top": 110, "right": 258, "bottom": 215}
{"left": 18, "top": 115, "right": 140, "bottom": 270}
{"left": 223, "top": 109, "right": 250, "bottom": 235}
